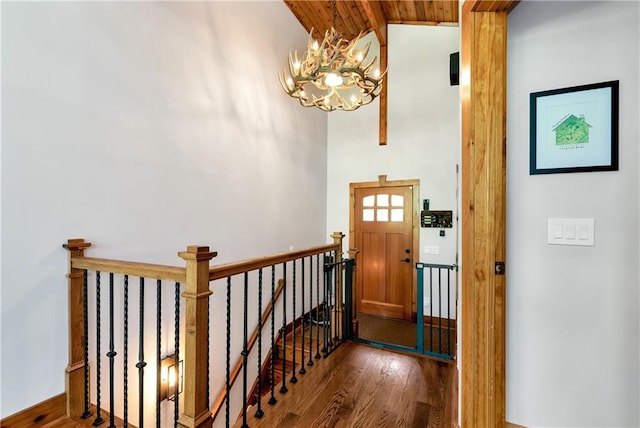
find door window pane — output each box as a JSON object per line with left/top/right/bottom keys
{"left": 363, "top": 209, "right": 374, "bottom": 222}
{"left": 376, "top": 209, "right": 389, "bottom": 222}
{"left": 363, "top": 195, "right": 375, "bottom": 207}
{"left": 391, "top": 209, "right": 404, "bottom": 222}
{"left": 391, "top": 195, "right": 404, "bottom": 207}
{"left": 377, "top": 194, "right": 389, "bottom": 207}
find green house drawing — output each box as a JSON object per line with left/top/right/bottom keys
{"left": 553, "top": 114, "right": 592, "bottom": 145}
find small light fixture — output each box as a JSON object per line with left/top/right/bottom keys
{"left": 160, "top": 354, "right": 183, "bottom": 402}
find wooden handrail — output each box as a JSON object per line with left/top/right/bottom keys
{"left": 71, "top": 257, "right": 186, "bottom": 283}
{"left": 210, "top": 279, "right": 285, "bottom": 421}
{"left": 209, "top": 243, "right": 340, "bottom": 281}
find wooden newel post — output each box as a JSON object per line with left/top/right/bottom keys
{"left": 63, "top": 238, "right": 92, "bottom": 418}
{"left": 331, "top": 232, "right": 345, "bottom": 339}
{"left": 178, "top": 246, "right": 217, "bottom": 428}
{"left": 348, "top": 248, "right": 360, "bottom": 338}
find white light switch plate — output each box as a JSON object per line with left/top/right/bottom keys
{"left": 424, "top": 246, "right": 440, "bottom": 255}
{"left": 548, "top": 218, "right": 594, "bottom": 246}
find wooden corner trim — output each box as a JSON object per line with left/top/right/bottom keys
{"left": 0, "top": 393, "right": 66, "bottom": 427}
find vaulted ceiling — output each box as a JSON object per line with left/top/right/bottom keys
{"left": 283, "top": 1, "right": 459, "bottom": 43}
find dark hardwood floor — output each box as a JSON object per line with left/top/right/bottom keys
{"left": 235, "top": 341, "right": 457, "bottom": 428}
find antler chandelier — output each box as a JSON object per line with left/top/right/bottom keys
{"left": 279, "top": 1, "right": 385, "bottom": 112}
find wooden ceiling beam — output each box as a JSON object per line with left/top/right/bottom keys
{"left": 359, "top": 0, "right": 388, "bottom": 46}
{"left": 358, "top": 0, "right": 388, "bottom": 146}
{"left": 471, "top": 0, "right": 520, "bottom": 13}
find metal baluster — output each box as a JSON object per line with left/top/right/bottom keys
{"left": 447, "top": 267, "right": 452, "bottom": 356}
{"left": 107, "top": 273, "right": 117, "bottom": 428}
{"left": 344, "top": 259, "right": 354, "bottom": 341}
{"left": 255, "top": 269, "right": 264, "bottom": 418}
{"left": 330, "top": 256, "right": 335, "bottom": 348}
{"left": 438, "top": 269, "right": 442, "bottom": 354}
{"left": 268, "top": 267, "right": 277, "bottom": 406}
{"left": 136, "top": 277, "right": 148, "bottom": 427}
{"left": 307, "top": 256, "right": 314, "bottom": 367}
{"left": 429, "top": 267, "right": 434, "bottom": 353}
{"left": 82, "top": 270, "right": 92, "bottom": 419}
{"left": 452, "top": 265, "right": 458, "bottom": 354}
{"left": 225, "top": 277, "right": 231, "bottom": 428}
{"left": 290, "top": 260, "right": 298, "bottom": 384}
{"left": 94, "top": 271, "right": 105, "bottom": 426}
{"left": 299, "top": 258, "right": 306, "bottom": 375}
{"left": 154, "top": 279, "right": 160, "bottom": 428}
{"left": 322, "top": 256, "right": 328, "bottom": 356}
{"left": 280, "top": 263, "right": 288, "bottom": 394}
{"left": 332, "top": 251, "right": 342, "bottom": 346}
{"left": 416, "top": 264, "right": 425, "bottom": 353}
{"left": 241, "top": 272, "right": 249, "bottom": 428}
{"left": 123, "top": 275, "right": 129, "bottom": 427}
{"left": 137, "top": 278, "right": 148, "bottom": 428}
{"left": 174, "top": 282, "right": 180, "bottom": 428}
{"left": 207, "top": 283, "right": 211, "bottom": 412}
{"left": 315, "top": 254, "right": 321, "bottom": 359}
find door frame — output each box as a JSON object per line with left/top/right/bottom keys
{"left": 349, "top": 175, "right": 420, "bottom": 318}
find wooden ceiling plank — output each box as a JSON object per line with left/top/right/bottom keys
{"left": 423, "top": 0, "right": 436, "bottom": 22}
{"left": 443, "top": 0, "right": 456, "bottom": 22}
{"left": 401, "top": 0, "right": 417, "bottom": 23}
{"left": 415, "top": 1, "right": 428, "bottom": 22}
{"left": 406, "top": 0, "right": 419, "bottom": 20}
{"left": 434, "top": 0, "right": 445, "bottom": 22}
{"left": 312, "top": 0, "right": 334, "bottom": 33}
{"left": 283, "top": 1, "right": 316, "bottom": 34}
{"left": 336, "top": 0, "right": 360, "bottom": 37}
{"left": 386, "top": 0, "right": 402, "bottom": 23}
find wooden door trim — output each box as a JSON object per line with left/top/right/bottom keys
{"left": 349, "top": 176, "right": 420, "bottom": 315}
{"left": 461, "top": 1, "right": 509, "bottom": 427}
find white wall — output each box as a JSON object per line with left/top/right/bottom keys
{"left": 326, "top": 25, "right": 460, "bottom": 315}
{"left": 1, "top": 1, "right": 327, "bottom": 418}
{"left": 506, "top": 2, "right": 640, "bottom": 426}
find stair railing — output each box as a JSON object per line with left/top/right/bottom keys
{"left": 209, "top": 232, "right": 356, "bottom": 427}
{"left": 64, "top": 239, "right": 213, "bottom": 428}
{"left": 63, "top": 232, "right": 355, "bottom": 428}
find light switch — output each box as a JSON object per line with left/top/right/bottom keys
{"left": 577, "top": 224, "right": 589, "bottom": 240}
{"left": 553, "top": 224, "right": 563, "bottom": 238}
{"left": 564, "top": 224, "right": 576, "bottom": 239}
{"left": 548, "top": 218, "right": 594, "bottom": 246}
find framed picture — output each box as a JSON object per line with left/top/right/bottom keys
{"left": 530, "top": 80, "right": 619, "bottom": 175}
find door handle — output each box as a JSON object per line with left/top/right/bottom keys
{"left": 401, "top": 258, "right": 411, "bottom": 263}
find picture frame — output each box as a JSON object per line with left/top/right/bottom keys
{"left": 530, "top": 80, "right": 619, "bottom": 175}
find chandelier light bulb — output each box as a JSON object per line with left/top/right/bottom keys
{"left": 325, "top": 73, "right": 343, "bottom": 87}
